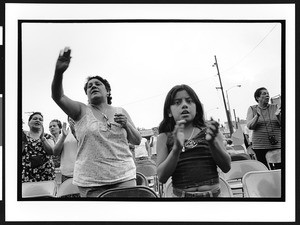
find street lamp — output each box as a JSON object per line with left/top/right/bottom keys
{"left": 226, "top": 85, "right": 241, "bottom": 128}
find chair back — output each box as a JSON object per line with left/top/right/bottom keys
{"left": 221, "top": 160, "right": 269, "bottom": 197}
{"left": 22, "top": 180, "right": 57, "bottom": 198}
{"left": 136, "top": 172, "right": 149, "bottom": 186}
{"left": 232, "top": 145, "right": 246, "bottom": 153}
{"left": 98, "top": 186, "right": 158, "bottom": 198}
{"left": 162, "top": 178, "right": 173, "bottom": 198}
{"left": 242, "top": 169, "right": 281, "bottom": 197}
{"left": 136, "top": 163, "right": 157, "bottom": 177}
{"left": 222, "top": 160, "right": 269, "bottom": 181}
{"left": 246, "top": 146, "right": 257, "bottom": 160}
{"left": 230, "top": 153, "right": 251, "bottom": 161}
{"left": 265, "top": 149, "right": 281, "bottom": 170}
{"left": 56, "top": 178, "right": 80, "bottom": 198}
{"left": 136, "top": 162, "right": 158, "bottom": 192}
{"left": 150, "top": 154, "right": 157, "bottom": 164}
{"left": 219, "top": 177, "right": 233, "bottom": 197}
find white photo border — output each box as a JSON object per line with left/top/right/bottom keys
{"left": 5, "top": 3, "right": 295, "bottom": 222}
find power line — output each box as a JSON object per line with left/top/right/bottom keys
{"left": 120, "top": 75, "right": 215, "bottom": 107}
{"left": 223, "top": 24, "right": 278, "bottom": 74}
{"left": 121, "top": 25, "right": 278, "bottom": 108}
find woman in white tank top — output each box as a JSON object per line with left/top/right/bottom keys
{"left": 51, "top": 47, "right": 142, "bottom": 197}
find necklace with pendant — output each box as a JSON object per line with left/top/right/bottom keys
{"left": 182, "top": 127, "right": 195, "bottom": 152}
{"left": 93, "top": 105, "right": 111, "bottom": 129}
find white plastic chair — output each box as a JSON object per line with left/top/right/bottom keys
{"left": 221, "top": 160, "right": 269, "bottom": 197}
{"left": 242, "top": 169, "right": 281, "bottom": 197}
{"left": 56, "top": 178, "right": 80, "bottom": 198}
{"left": 232, "top": 145, "right": 247, "bottom": 154}
{"left": 98, "top": 186, "right": 158, "bottom": 198}
{"left": 22, "top": 180, "right": 57, "bottom": 198}
{"left": 136, "top": 172, "right": 149, "bottom": 186}
{"left": 219, "top": 177, "right": 233, "bottom": 197}
{"left": 265, "top": 149, "right": 281, "bottom": 170}
{"left": 136, "top": 161, "right": 158, "bottom": 194}
{"left": 163, "top": 177, "right": 173, "bottom": 198}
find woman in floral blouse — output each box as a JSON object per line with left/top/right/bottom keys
{"left": 22, "top": 112, "right": 56, "bottom": 182}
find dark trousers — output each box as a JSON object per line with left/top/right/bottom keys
{"left": 252, "top": 148, "right": 281, "bottom": 169}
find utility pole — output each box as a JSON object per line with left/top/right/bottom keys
{"left": 213, "top": 56, "right": 234, "bottom": 136}
{"left": 233, "top": 109, "right": 238, "bottom": 129}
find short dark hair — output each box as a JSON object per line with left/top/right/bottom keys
{"left": 50, "top": 119, "right": 62, "bottom": 129}
{"left": 159, "top": 84, "right": 205, "bottom": 133}
{"left": 83, "top": 76, "right": 112, "bottom": 105}
{"left": 28, "top": 112, "right": 43, "bottom": 122}
{"left": 254, "top": 87, "right": 267, "bottom": 102}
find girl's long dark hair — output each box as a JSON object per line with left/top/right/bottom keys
{"left": 158, "top": 84, "right": 205, "bottom": 134}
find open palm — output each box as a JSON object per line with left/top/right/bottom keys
{"left": 55, "top": 47, "right": 71, "bottom": 74}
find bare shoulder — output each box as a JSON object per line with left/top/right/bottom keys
{"left": 73, "top": 102, "right": 88, "bottom": 122}
{"left": 157, "top": 133, "right": 168, "bottom": 144}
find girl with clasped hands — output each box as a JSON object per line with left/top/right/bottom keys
{"left": 156, "top": 84, "right": 231, "bottom": 198}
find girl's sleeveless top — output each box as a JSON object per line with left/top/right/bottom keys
{"left": 166, "top": 127, "right": 218, "bottom": 189}
{"left": 73, "top": 106, "right": 136, "bottom": 187}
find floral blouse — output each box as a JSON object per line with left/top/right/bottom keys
{"left": 22, "top": 132, "right": 55, "bottom": 183}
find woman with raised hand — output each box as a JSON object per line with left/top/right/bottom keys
{"left": 51, "top": 47, "right": 141, "bottom": 197}
{"left": 53, "top": 117, "right": 78, "bottom": 183}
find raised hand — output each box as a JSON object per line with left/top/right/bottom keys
{"left": 55, "top": 47, "right": 72, "bottom": 74}
{"left": 256, "top": 107, "right": 261, "bottom": 117}
{"left": 114, "top": 113, "right": 128, "bottom": 128}
{"left": 173, "top": 119, "right": 186, "bottom": 150}
{"left": 61, "top": 122, "right": 70, "bottom": 137}
{"left": 205, "top": 119, "right": 219, "bottom": 142}
{"left": 39, "top": 125, "right": 45, "bottom": 140}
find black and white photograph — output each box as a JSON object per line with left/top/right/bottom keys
{"left": 4, "top": 3, "right": 295, "bottom": 223}
{"left": 0, "top": 94, "right": 2, "bottom": 201}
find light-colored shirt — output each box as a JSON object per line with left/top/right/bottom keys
{"left": 135, "top": 138, "right": 149, "bottom": 158}
{"left": 60, "top": 132, "right": 78, "bottom": 177}
{"left": 149, "top": 136, "right": 157, "bottom": 155}
{"left": 246, "top": 104, "right": 281, "bottom": 150}
{"left": 73, "top": 106, "right": 136, "bottom": 187}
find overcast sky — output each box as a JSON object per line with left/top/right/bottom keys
{"left": 22, "top": 21, "right": 281, "bottom": 131}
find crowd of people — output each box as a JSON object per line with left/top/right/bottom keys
{"left": 21, "top": 47, "right": 282, "bottom": 198}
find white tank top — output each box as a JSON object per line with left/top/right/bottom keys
{"left": 60, "top": 132, "right": 78, "bottom": 177}
{"left": 73, "top": 106, "right": 136, "bottom": 187}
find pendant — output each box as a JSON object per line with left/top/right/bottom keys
{"left": 185, "top": 140, "right": 197, "bottom": 149}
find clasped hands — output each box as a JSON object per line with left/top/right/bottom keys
{"left": 173, "top": 119, "right": 220, "bottom": 150}
{"left": 114, "top": 113, "right": 128, "bottom": 128}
